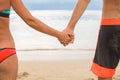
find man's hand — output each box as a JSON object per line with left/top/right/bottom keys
{"left": 63, "top": 28, "right": 75, "bottom": 44}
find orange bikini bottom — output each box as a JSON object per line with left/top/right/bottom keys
{"left": 0, "top": 48, "right": 16, "bottom": 63}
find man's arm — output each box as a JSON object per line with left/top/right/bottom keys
{"left": 64, "top": 0, "right": 91, "bottom": 43}
{"left": 67, "top": 0, "right": 91, "bottom": 30}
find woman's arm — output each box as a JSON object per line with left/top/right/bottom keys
{"left": 10, "top": 0, "right": 59, "bottom": 37}
{"left": 10, "top": 0, "right": 71, "bottom": 46}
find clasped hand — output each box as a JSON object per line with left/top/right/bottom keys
{"left": 57, "top": 28, "right": 74, "bottom": 46}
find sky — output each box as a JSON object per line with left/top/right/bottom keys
{"left": 23, "top": 0, "right": 102, "bottom": 10}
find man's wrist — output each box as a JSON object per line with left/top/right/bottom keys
{"left": 67, "top": 24, "right": 75, "bottom": 30}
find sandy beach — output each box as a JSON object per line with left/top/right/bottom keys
{"left": 17, "top": 59, "right": 120, "bottom": 80}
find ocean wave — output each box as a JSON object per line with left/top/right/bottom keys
{"left": 10, "top": 10, "right": 101, "bottom": 21}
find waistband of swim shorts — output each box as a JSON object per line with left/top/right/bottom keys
{"left": 101, "top": 19, "right": 120, "bottom": 25}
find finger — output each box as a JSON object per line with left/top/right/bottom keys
{"left": 62, "top": 43, "right": 67, "bottom": 46}
{"left": 68, "top": 34, "right": 74, "bottom": 43}
{"left": 60, "top": 41, "right": 67, "bottom": 46}
{"left": 61, "top": 41, "right": 69, "bottom": 46}
{"left": 71, "top": 38, "right": 74, "bottom": 43}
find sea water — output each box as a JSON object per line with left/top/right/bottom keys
{"left": 10, "top": 10, "right": 102, "bottom": 60}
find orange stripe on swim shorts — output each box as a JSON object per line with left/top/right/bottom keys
{"left": 101, "top": 19, "right": 120, "bottom": 25}
{"left": 91, "top": 62, "right": 115, "bottom": 78}
{"left": 0, "top": 48, "right": 16, "bottom": 63}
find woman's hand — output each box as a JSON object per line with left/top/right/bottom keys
{"left": 57, "top": 32, "right": 72, "bottom": 46}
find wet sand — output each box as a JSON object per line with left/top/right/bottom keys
{"left": 16, "top": 59, "right": 120, "bottom": 80}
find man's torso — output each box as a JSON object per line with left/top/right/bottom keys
{"left": 102, "top": 0, "right": 120, "bottom": 19}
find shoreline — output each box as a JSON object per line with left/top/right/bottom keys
{"left": 17, "top": 50, "right": 95, "bottom": 61}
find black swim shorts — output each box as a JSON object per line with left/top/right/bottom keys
{"left": 91, "top": 19, "right": 120, "bottom": 78}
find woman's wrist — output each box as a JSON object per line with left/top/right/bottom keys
{"left": 53, "top": 31, "right": 61, "bottom": 39}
